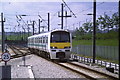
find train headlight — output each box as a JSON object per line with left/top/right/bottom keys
{"left": 64, "top": 46, "right": 71, "bottom": 49}
{"left": 50, "top": 46, "right": 57, "bottom": 49}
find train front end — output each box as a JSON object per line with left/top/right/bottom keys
{"left": 50, "top": 30, "right": 72, "bottom": 60}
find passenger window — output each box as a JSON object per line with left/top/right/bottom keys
{"left": 46, "top": 37, "right": 48, "bottom": 43}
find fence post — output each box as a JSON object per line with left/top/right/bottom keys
{"left": 105, "top": 61, "right": 106, "bottom": 67}
{"left": 77, "top": 45, "right": 79, "bottom": 54}
{"left": 84, "top": 57, "right": 85, "bottom": 63}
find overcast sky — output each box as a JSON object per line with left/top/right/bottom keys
{"left": 0, "top": 0, "right": 119, "bottom": 33}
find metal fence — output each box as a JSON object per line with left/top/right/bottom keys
{"left": 72, "top": 45, "right": 119, "bottom": 61}
{"left": 71, "top": 54, "right": 119, "bottom": 71}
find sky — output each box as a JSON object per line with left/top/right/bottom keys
{"left": 0, "top": 0, "right": 119, "bottom": 33}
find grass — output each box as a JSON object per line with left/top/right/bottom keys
{"left": 72, "top": 39, "right": 119, "bottom": 63}
{"left": 6, "top": 34, "right": 31, "bottom": 41}
{"left": 72, "top": 39, "right": 119, "bottom": 47}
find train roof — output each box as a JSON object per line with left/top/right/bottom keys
{"left": 51, "top": 29, "right": 69, "bottom": 32}
{"left": 28, "top": 32, "right": 50, "bottom": 39}
{"left": 28, "top": 29, "right": 70, "bottom": 39}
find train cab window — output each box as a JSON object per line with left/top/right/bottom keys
{"left": 51, "top": 31, "right": 70, "bottom": 43}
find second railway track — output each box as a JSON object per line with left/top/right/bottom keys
{"left": 8, "top": 45, "right": 31, "bottom": 59}
{"left": 55, "top": 62, "right": 119, "bottom": 80}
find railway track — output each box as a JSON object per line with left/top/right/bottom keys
{"left": 54, "top": 62, "right": 119, "bottom": 80}
{"left": 0, "top": 45, "right": 30, "bottom": 61}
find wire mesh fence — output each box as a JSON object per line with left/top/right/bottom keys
{"left": 72, "top": 45, "right": 119, "bottom": 61}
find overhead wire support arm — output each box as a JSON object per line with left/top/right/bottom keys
{"left": 38, "top": 15, "right": 48, "bottom": 25}
{"left": 62, "top": 0, "right": 77, "bottom": 18}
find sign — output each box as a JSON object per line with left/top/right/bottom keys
{"left": 1, "top": 53, "right": 11, "bottom": 62}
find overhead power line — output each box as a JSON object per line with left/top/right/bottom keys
{"left": 75, "top": 2, "right": 105, "bottom": 15}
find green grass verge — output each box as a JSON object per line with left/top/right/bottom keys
{"left": 72, "top": 39, "right": 119, "bottom": 47}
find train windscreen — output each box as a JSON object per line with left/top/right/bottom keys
{"left": 51, "top": 31, "right": 70, "bottom": 43}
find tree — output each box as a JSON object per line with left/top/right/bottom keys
{"left": 79, "top": 27, "right": 85, "bottom": 35}
{"left": 97, "top": 12, "right": 119, "bottom": 32}
{"left": 82, "top": 21, "right": 92, "bottom": 33}
{"left": 112, "top": 12, "right": 119, "bottom": 30}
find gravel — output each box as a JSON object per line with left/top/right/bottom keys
{"left": 25, "top": 54, "right": 85, "bottom": 78}
{"left": 0, "top": 54, "right": 85, "bottom": 78}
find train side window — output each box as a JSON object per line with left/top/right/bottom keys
{"left": 45, "top": 36, "right": 47, "bottom": 43}
{"left": 37, "top": 38, "right": 38, "bottom": 43}
{"left": 35, "top": 38, "right": 36, "bottom": 43}
{"left": 36, "top": 38, "right": 37, "bottom": 43}
{"left": 34, "top": 38, "right": 36, "bottom": 43}
{"left": 40, "top": 37, "right": 42, "bottom": 43}
{"left": 32, "top": 38, "right": 33, "bottom": 43}
{"left": 38, "top": 38, "right": 39, "bottom": 43}
{"left": 44, "top": 37, "right": 46, "bottom": 43}
{"left": 43, "top": 37, "right": 44, "bottom": 43}
{"left": 38, "top": 38, "right": 40, "bottom": 43}
{"left": 44, "top": 37, "right": 45, "bottom": 43}
{"left": 45, "top": 37, "right": 46, "bottom": 43}
{"left": 29, "top": 39, "right": 30, "bottom": 43}
{"left": 42, "top": 37, "right": 43, "bottom": 43}
{"left": 46, "top": 37, "right": 48, "bottom": 43}
{"left": 41, "top": 37, "right": 43, "bottom": 43}
{"left": 36, "top": 38, "right": 38, "bottom": 43}
{"left": 40, "top": 37, "right": 41, "bottom": 43}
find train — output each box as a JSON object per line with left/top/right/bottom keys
{"left": 28, "top": 29, "right": 72, "bottom": 61}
